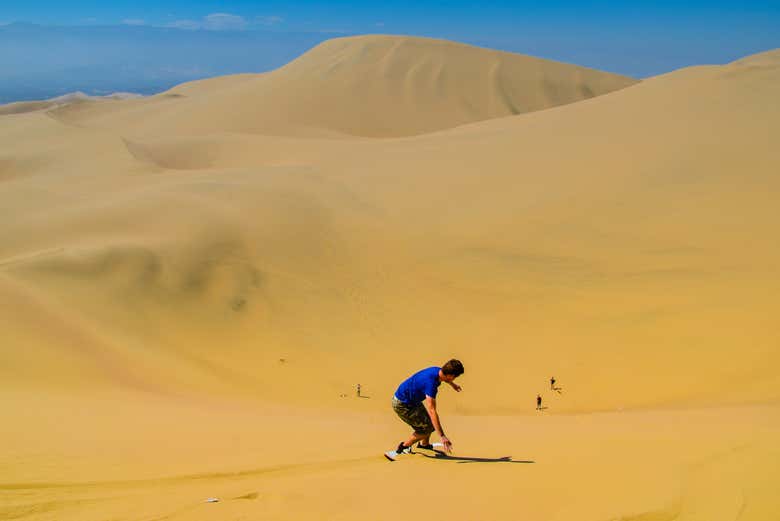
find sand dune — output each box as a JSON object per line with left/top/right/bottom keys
{"left": 1, "top": 39, "right": 778, "bottom": 521}
{"left": 730, "top": 48, "right": 780, "bottom": 66}
{"left": 0, "top": 91, "right": 142, "bottom": 116}
{"left": 45, "top": 35, "right": 637, "bottom": 137}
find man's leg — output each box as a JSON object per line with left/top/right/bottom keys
{"left": 409, "top": 404, "right": 435, "bottom": 448}
{"left": 392, "top": 400, "right": 434, "bottom": 452}
{"left": 400, "top": 431, "right": 428, "bottom": 449}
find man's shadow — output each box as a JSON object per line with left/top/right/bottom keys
{"left": 418, "top": 450, "right": 534, "bottom": 464}
{"left": 552, "top": 386, "right": 563, "bottom": 394}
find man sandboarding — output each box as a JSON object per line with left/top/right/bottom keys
{"left": 385, "top": 359, "right": 464, "bottom": 461}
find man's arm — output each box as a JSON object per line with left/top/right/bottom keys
{"left": 423, "top": 396, "right": 452, "bottom": 451}
{"left": 423, "top": 396, "right": 445, "bottom": 436}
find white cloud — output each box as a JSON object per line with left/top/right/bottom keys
{"left": 122, "top": 19, "right": 146, "bottom": 26}
{"left": 165, "top": 19, "right": 202, "bottom": 30}
{"left": 165, "top": 13, "right": 248, "bottom": 31}
{"left": 203, "top": 13, "right": 247, "bottom": 30}
{"left": 256, "top": 15, "right": 284, "bottom": 26}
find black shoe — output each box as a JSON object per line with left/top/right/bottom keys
{"left": 396, "top": 442, "right": 411, "bottom": 454}
{"left": 417, "top": 443, "right": 435, "bottom": 450}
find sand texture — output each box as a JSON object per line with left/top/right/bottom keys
{"left": 1, "top": 37, "right": 779, "bottom": 520}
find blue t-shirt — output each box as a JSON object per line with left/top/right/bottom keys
{"left": 395, "top": 366, "right": 441, "bottom": 405}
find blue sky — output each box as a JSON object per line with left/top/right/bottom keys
{"left": 1, "top": 1, "right": 779, "bottom": 102}
{"left": 2, "top": 2, "right": 778, "bottom": 63}
{"left": 3, "top": 1, "right": 780, "bottom": 36}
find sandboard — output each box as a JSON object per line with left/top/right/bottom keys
{"left": 384, "top": 442, "right": 444, "bottom": 461}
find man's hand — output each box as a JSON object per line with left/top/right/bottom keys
{"left": 441, "top": 436, "right": 453, "bottom": 453}
{"left": 450, "top": 382, "right": 462, "bottom": 392}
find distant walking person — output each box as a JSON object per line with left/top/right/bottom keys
{"left": 387, "top": 359, "right": 464, "bottom": 459}
{"left": 536, "top": 394, "right": 542, "bottom": 410}
{"left": 357, "top": 383, "right": 361, "bottom": 397}
{"left": 550, "top": 377, "right": 556, "bottom": 390}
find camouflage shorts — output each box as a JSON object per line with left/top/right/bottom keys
{"left": 392, "top": 396, "right": 434, "bottom": 435}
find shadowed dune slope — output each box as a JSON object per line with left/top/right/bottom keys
{"left": 44, "top": 35, "right": 637, "bottom": 138}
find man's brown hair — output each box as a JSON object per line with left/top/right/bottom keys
{"left": 441, "top": 359, "right": 464, "bottom": 377}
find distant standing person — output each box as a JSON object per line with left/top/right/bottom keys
{"left": 550, "top": 377, "right": 556, "bottom": 390}
{"left": 357, "top": 383, "right": 361, "bottom": 397}
{"left": 536, "top": 394, "right": 542, "bottom": 410}
{"left": 387, "top": 359, "right": 464, "bottom": 459}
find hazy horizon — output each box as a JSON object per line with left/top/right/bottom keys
{"left": 2, "top": 4, "right": 779, "bottom": 104}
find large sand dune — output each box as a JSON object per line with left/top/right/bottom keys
{"left": 1, "top": 39, "right": 778, "bottom": 520}
{"left": 46, "top": 35, "right": 637, "bottom": 137}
